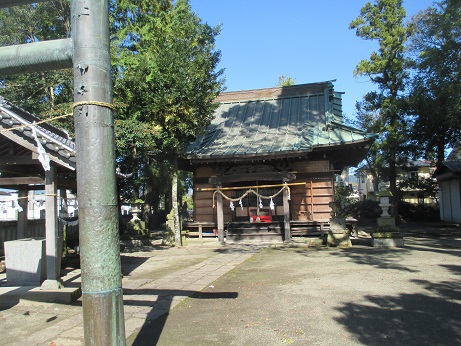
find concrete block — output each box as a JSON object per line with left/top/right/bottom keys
{"left": 4, "top": 238, "right": 46, "bottom": 286}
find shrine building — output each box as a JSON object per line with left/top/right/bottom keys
{"left": 181, "top": 81, "right": 376, "bottom": 242}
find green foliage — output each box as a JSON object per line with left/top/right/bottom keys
{"left": 334, "top": 185, "right": 355, "bottom": 210}
{"left": 407, "top": 0, "right": 461, "bottom": 163}
{"left": 349, "top": 0, "right": 408, "bottom": 95}
{"left": 343, "top": 200, "right": 382, "bottom": 219}
{"left": 350, "top": 0, "right": 412, "bottom": 218}
{"left": 111, "top": 0, "right": 225, "bottom": 212}
{"left": 353, "top": 92, "right": 385, "bottom": 188}
{"left": 398, "top": 201, "right": 439, "bottom": 221}
{"left": 277, "top": 75, "right": 296, "bottom": 86}
{"left": 126, "top": 217, "right": 148, "bottom": 237}
{"left": 112, "top": 0, "right": 224, "bottom": 157}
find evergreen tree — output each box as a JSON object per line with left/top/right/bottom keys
{"left": 112, "top": 0, "right": 225, "bottom": 243}
{"left": 350, "top": 0, "right": 411, "bottom": 222}
{"left": 407, "top": 0, "right": 461, "bottom": 164}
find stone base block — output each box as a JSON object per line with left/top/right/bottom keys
{"left": 372, "top": 238, "right": 404, "bottom": 247}
{"left": 327, "top": 231, "right": 352, "bottom": 247}
{"left": 0, "top": 286, "right": 82, "bottom": 305}
{"left": 377, "top": 217, "right": 396, "bottom": 228}
{"left": 330, "top": 217, "right": 346, "bottom": 231}
{"left": 4, "top": 238, "right": 46, "bottom": 286}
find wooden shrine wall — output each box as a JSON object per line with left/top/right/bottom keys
{"left": 290, "top": 179, "right": 333, "bottom": 222}
{"left": 194, "top": 166, "right": 217, "bottom": 223}
{"left": 192, "top": 160, "right": 334, "bottom": 224}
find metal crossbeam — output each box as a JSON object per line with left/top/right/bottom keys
{"left": 0, "top": 0, "right": 50, "bottom": 8}
{"left": 0, "top": 39, "right": 72, "bottom": 76}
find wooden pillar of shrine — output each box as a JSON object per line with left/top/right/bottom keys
{"left": 41, "top": 161, "right": 63, "bottom": 289}
{"left": 216, "top": 185, "right": 224, "bottom": 242}
{"left": 16, "top": 187, "right": 28, "bottom": 239}
{"left": 283, "top": 187, "right": 291, "bottom": 242}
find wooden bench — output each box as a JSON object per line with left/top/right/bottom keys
{"left": 183, "top": 222, "right": 217, "bottom": 239}
{"left": 290, "top": 220, "right": 330, "bottom": 237}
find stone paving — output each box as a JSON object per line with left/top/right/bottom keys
{"left": 0, "top": 240, "right": 256, "bottom": 345}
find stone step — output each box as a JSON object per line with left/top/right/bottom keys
{"left": 226, "top": 233, "right": 284, "bottom": 243}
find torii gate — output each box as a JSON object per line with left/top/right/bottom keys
{"left": 0, "top": 1, "right": 125, "bottom": 344}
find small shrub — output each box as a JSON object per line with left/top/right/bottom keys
{"left": 343, "top": 200, "right": 382, "bottom": 219}
{"left": 398, "top": 201, "right": 439, "bottom": 221}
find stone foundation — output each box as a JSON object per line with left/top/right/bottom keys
{"left": 327, "top": 231, "right": 352, "bottom": 247}
{"left": 372, "top": 237, "right": 404, "bottom": 247}
{"left": 4, "top": 238, "right": 46, "bottom": 286}
{"left": 327, "top": 217, "right": 352, "bottom": 247}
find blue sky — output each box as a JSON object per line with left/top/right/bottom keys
{"left": 189, "top": 0, "right": 436, "bottom": 120}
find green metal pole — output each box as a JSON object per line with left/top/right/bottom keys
{"left": 71, "top": 0, "right": 125, "bottom": 345}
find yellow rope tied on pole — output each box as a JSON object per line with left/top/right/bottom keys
{"left": 212, "top": 183, "right": 290, "bottom": 208}
{"left": 73, "top": 100, "right": 116, "bottom": 111}
{"left": 0, "top": 100, "right": 116, "bottom": 134}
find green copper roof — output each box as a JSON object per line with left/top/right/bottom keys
{"left": 186, "top": 81, "right": 375, "bottom": 162}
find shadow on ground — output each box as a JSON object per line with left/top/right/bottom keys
{"left": 124, "top": 288, "right": 238, "bottom": 345}
{"left": 335, "top": 289, "right": 461, "bottom": 345}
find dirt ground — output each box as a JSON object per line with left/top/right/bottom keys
{"left": 1, "top": 221, "right": 460, "bottom": 346}
{"left": 130, "top": 222, "right": 461, "bottom": 346}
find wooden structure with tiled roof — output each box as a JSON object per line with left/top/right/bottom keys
{"left": 0, "top": 97, "right": 76, "bottom": 287}
{"left": 434, "top": 161, "right": 461, "bottom": 223}
{"left": 182, "top": 81, "right": 376, "bottom": 242}
{"left": 0, "top": 97, "right": 76, "bottom": 182}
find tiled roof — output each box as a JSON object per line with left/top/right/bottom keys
{"left": 185, "top": 82, "right": 375, "bottom": 163}
{"left": 438, "top": 161, "right": 461, "bottom": 174}
{"left": 447, "top": 145, "right": 461, "bottom": 160}
{"left": 0, "top": 97, "right": 76, "bottom": 171}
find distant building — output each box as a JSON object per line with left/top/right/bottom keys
{"left": 434, "top": 162, "right": 461, "bottom": 223}
{"left": 355, "top": 160, "right": 437, "bottom": 205}
{"left": 434, "top": 144, "right": 461, "bottom": 223}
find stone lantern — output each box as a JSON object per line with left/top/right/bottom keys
{"left": 373, "top": 183, "right": 403, "bottom": 247}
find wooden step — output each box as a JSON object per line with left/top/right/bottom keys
{"left": 226, "top": 221, "right": 284, "bottom": 242}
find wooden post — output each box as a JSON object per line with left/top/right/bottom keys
{"left": 216, "top": 186, "right": 224, "bottom": 242}
{"left": 41, "top": 161, "right": 63, "bottom": 289}
{"left": 283, "top": 188, "right": 291, "bottom": 242}
{"left": 16, "top": 187, "right": 28, "bottom": 239}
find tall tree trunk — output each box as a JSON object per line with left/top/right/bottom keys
{"left": 143, "top": 177, "right": 153, "bottom": 230}
{"left": 171, "top": 157, "right": 181, "bottom": 246}
{"left": 165, "top": 178, "right": 172, "bottom": 213}
{"left": 151, "top": 193, "right": 160, "bottom": 226}
{"left": 436, "top": 141, "right": 445, "bottom": 167}
{"left": 372, "top": 174, "right": 379, "bottom": 199}
{"left": 389, "top": 148, "right": 399, "bottom": 224}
